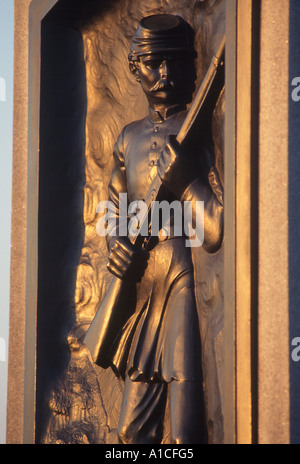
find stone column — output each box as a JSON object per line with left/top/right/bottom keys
{"left": 258, "top": 0, "right": 290, "bottom": 445}
{"left": 7, "top": 0, "right": 58, "bottom": 445}
{"left": 224, "top": 0, "right": 300, "bottom": 445}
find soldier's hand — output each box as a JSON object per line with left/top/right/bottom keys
{"left": 107, "top": 237, "right": 148, "bottom": 280}
{"left": 157, "top": 135, "right": 193, "bottom": 199}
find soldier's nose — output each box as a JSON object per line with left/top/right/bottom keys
{"left": 160, "top": 60, "right": 170, "bottom": 78}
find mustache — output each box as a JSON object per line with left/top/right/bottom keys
{"left": 150, "top": 78, "right": 175, "bottom": 93}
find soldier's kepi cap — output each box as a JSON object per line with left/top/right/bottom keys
{"left": 129, "top": 14, "right": 196, "bottom": 60}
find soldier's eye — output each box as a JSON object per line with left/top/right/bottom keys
{"left": 145, "top": 60, "right": 161, "bottom": 69}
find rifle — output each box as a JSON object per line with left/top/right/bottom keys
{"left": 84, "top": 35, "right": 225, "bottom": 367}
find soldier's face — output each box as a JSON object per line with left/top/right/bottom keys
{"left": 136, "top": 52, "right": 195, "bottom": 106}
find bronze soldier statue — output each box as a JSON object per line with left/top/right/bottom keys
{"left": 86, "top": 14, "right": 224, "bottom": 444}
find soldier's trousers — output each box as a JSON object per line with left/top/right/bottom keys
{"left": 117, "top": 375, "right": 207, "bottom": 444}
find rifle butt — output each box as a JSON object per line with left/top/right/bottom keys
{"left": 84, "top": 276, "right": 123, "bottom": 368}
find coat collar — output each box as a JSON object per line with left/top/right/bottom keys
{"left": 148, "top": 104, "right": 186, "bottom": 123}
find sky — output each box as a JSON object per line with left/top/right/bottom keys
{"left": 0, "top": 0, "right": 14, "bottom": 444}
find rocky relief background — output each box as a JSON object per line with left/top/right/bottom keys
{"left": 41, "top": 0, "right": 225, "bottom": 444}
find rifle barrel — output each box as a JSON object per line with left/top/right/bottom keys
{"left": 177, "top": 35, "right": 225, "bottom": 145}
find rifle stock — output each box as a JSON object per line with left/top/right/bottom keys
{"left": 84, "top": 275, "right": 122, "bottom": 366}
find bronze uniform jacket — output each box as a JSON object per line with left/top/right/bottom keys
{"left": 106, "top": 106, "right": 223, "bottom": 383}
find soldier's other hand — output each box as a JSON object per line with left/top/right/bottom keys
{"left": 157, "top": 135, "right": 193, "bottom": 199}
{"left": 107, "top": 237, "right": 148, "bottom": 280}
